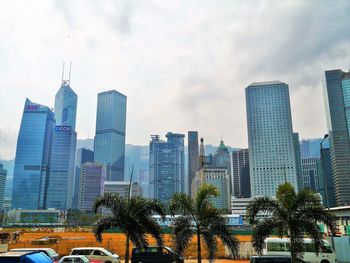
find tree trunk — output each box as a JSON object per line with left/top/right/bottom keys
{"left": 197, "top": 226, "right": 201, "bottom": 263}
{"left": 125, "top": 233, "right": 130, "bottom": 263}
{"left": 289, "top": 231, "right": 297, "bottom": 263}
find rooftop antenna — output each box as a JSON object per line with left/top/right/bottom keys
{"left": 68, "top": 61, "right": 72, "bottom": 85}
{"left": 61, "top": 62, "right": 65, "bottom": 83}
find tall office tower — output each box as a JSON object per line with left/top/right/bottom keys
{"left": 149, "top": 133, "right": 185, "bottom": 202}
{"left": 0, "top": 164, "right": 7, "bottom": 210}
{"left": 46, "top": 81, "right": 77, "bottom": 210}
{"left": 188, "top": 131, "right": 199, "bottom": 196}
{"left": 231, "top": 149, "right": 250, "bottom": 198}
{"left": 12, "top": 99, "right": 55, "bottom": 209}
{"left": 293, "top": 133, "right": 303, "bottom": 191}
{"left": 320, "top": 148, "right": 336, "bottom": 208}
{"left": 79, "top": 162, "right": 106, "bottom": 212}
{"left": 94, "top": 90, "right": 127, "bottom": 181}
{"left": 246, "top": 81, "right": 298, "bottom": 197}
{"left": 191, "top": 167, "right": 230, "bottom": 210}
{"left": 213, "top": 140, "right": 232, "bottom": 193}
{"left": 73, "top": 148, "right": 94, "bottom": 209}
{"left": 324, "top": 69, "right": 350, "bottom": 206}
{"left": 199, "top": 137, "right": 205, "bottom": 169}
{"left": 301, "top": 157, "right": 322, "bottom": 193}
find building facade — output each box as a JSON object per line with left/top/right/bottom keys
{"left": 324, "top": 69, "right": 350, "bottom": 206}
{"left": 12, "top": 99, "right": 55, "bottom": 209}
{"left": 94, "top": 90, "right": 127, "bottom": 181}
{"left": 231, "top": 149, "right": 250, "bottom": 198}
{"left": 301, "top": 157, "right": 322, "bottom": 193}
{"left": 46, "top": 81, "right": 77, "bottom": 210}
{"left": 79, "top": 162, "right": 106, "bottom": 212}
{"left": 246, "top": 81, "right": 298, "bottom": 197}
{"left": 0, "top": 164, "right": 7, "bottom": 210}
{"left": 192, "top": 167, "right": 230, "bottom": 211}
{"left": 320, "top": 148, "right": 336, "bottom": 208}
{"left": 188, "top": 131, "right": 199, "bottom": 196}
{"left": 46, "top": 126, "right": 76, "bottom": 210}
{"left": 73, "top": 148, "right": 94, "bottom": 209}
{"left": 104, "top": 181, "right": 143, "bottom": 198}
{"left": 149, "top": 133, "right": 185, "bottom": 202}
{"left": 293, "top": 133, "right": 303, "bottom": 191}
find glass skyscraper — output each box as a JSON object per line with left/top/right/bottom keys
{"left": 94, "top": 90, "right": 127, "bottom": 181}
{"left": 188, "top": 131, "right": 199, "bottom": 196}
{"left": 149, "top": 133, "right": 185, "bottom": 202}
{"left": 324, "top": 69, "right": 350, "bottom": 206}
{"left": 246, "top": 81, "right": 298, "bottom": 197}
{"left": 12, "top": 99, "right": 55, "bottom": 209}
{"left": 231, "top": 149, "right": 250, "bottom": 198}
{"left": 46, "top": 81, "right": 77, "bottom": 210}
{"left": 0, "top": 164, "right": 7, "bottom": 210}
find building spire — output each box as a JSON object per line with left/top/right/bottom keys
{"left": 199, "top": 137, "right": 205, "bottom": 170}
{"left": 61, "top": 61, "right": 72, "bottom": 85}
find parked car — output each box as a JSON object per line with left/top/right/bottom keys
{"left": 10, "top": 248, "right": 59, "bottom": 262}
{"left": 251, "top": 255, "right": 306, "bottom": 263}
{"left": 131, "top": 246, "right": 184, "bottom": 263}
{"left": 58, "top": 255, "right": 102, "bottom": 263}
{"left": 70, "top": 247, "right": 120, "bottom": 263}
{"left": 0, "top": 251, "right": 52, "bottom": 263}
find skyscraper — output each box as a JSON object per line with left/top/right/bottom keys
{"left": 149, "top": 133, "right": 185, "bottom": 202}
{"left": 73, "top": 148, "right": 94, "bottom": 209}
{"left": 188, "top": 131, "right": 199, "bottom": 196}
{"left": 46, "top": 81, "right": 77, "bottom": 210}
{"left": 94, "top": 90, "right": 127, "bottom": 181}
{"left": 0, "top": 164, "right": 7, "bottom": 210}
{"left": 246, "top": 81, "right": 298, "bottom": 197}
{"left": 324, "top": 69, "right": 350, "bottom": 206}
{"left": 231, "top": 149, "right": 250, "bottom": 198}
{"left": 79, "top": 162, "right": 106, "bottom": 212}
{"left": 12, "top": 99, "right": 55, "bottom": 209}
{"left": 213, "top": 140, "right": 231, "bottom": 193}
{"left": 293, "top": 133, "right": 303, "bottom": 191}
{"left": 301, "top": 157, "right": 322, "bottom": 193}
{"left": 320, "top": 148, "right": 336, "bottom": 207}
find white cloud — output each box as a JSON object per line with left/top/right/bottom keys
{"left": 0, "top": 0, "right": 349, "bottom": 159}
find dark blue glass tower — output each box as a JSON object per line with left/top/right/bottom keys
{"left": 12, "top": 99, "right": 55, "bottom": 209}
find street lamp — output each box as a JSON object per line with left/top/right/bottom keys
{"left": 320, "top": 134, "right": 329, "bottom": 208}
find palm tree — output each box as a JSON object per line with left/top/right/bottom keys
{"left": 169, "top": 184, "right": 239, "bottom": 263}
{"left": 247, "top": 182, "right": 336, "bottom": 263}
{"left": 93, "top": 193, "right": 166, "bottom": 263}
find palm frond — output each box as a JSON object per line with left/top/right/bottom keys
{"left": 246, "top": 197, "right": 277, "bottom": 225}
{"left": 195, "top": 184, "right": 219, "bottom": 214}
{"left": 252, "top": 218, "right": 280, "bottom": 254}
{"left": 302, "top": 220, "right": 323, "bottom": 256}
{"left": 93, "top": 192, "right": 123, "bottom": 213}
{"left": 172, "top": 216, "right": 195, "bottom": 255}
{"left": 169, "top": 192, "right": 195, "bottom": 216}
{"left": 201, "top": 230, "right": 217, "bottom": 263}
{"left": 295, "top": 189, "right": 321, "bottom": 209}
{"left": 93, "top": 216, "right": 116, "bottom": 242}
{"left": 140, "top": 217, "right": 163, "bottom": 247}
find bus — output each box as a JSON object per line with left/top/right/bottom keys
{"left": 263, "top": 238, "right": 336, "bottom": 263}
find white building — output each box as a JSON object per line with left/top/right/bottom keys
{"left": 246, "top": 81, "right": 298, "bottom": 197}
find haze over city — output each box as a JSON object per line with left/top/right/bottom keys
{"left": 0, "top": 0, "right": 349, "bottom": 160}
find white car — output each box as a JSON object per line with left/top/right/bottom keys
{"left": 58, "top": 255, "right": 100, "bottom": 263}
{"left": 70, "top": 247, "right": 120, "bottom": 263}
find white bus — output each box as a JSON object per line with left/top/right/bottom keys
{"left": 263, "top": 238, "right": 337, "bottom": 263}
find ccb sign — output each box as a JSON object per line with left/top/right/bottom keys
{"left": 55, "top": 126, "right": 71, "bottom": 132}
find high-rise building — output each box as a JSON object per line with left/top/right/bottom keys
{"left": 149, "top": 133, "right": 185, "bottom": 202}
{"left": 12, "top": 99, "right": 55, "bottom": 209}
{"left": 0, "top": 164, "right": 7, "bottom": 210}
{"left": 246, "top": 81, "right": 298, "bottom": 197}
{"left": 301, "top": 157, "right": 322, "bottom": 193}
{"left": 231, "top": 149, "right": 250, "bottom": 198}
{"left": 79, "top": 162, "right": 106, "bottom": 212}
{"left": 188, "top": 131, "right": 199, "bottom": 196}
{"left": 293, "top": 133, "right": 303, "bottom": 191}
{"left": 191, "top": 167, "right": 230, "bottom": 211}
{"left": 324, "top": 69, "right": 350, "bottom": 206}
{"left": 46, "top": 81, "right": 77, "bottom": 210}
{"left": 73, "top": 148, "right": 94, "bottom": 209}
{"left": 94, "top": 90, "right": 127, "bottom": 181}
{"left": 104, "top": 181, "right": 143, "bottom": 198}
{"left": 320, "top": 148, "right": 336, "bottom": 208}
{"left": 46, "top": 126, "right": 76, "bottom": 210}
{"left": 213, "top": 140, "right": 231, "bottom": 193}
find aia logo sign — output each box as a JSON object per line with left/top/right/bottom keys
{"left": 25, "top": 104, "right": 40, "bottom": 111}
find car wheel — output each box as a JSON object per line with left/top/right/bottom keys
{"left": 321, "top": 260, "right": 330, "bottom": 263}
{"left": 137, "top": 261, "right": 143, "bottom": 263}
{"left": 105, "top": 261, "right": 112, "bottom": 263}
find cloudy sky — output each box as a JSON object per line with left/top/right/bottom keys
{"left": 0, "top": 0, "right": 349, "bottom": 160}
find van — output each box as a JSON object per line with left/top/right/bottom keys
{"left": 10, "top": 248, "right": 59, "bottom": 262}
{"left": 131, "top": 246, "right": 184, "bottom": 263}
{"left": 70, "top": 247, "right": 120, "bottom": 263}
{"left": 0, "top": 251, "right": 52, "bottom": 263}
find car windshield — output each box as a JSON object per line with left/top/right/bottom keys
{"left": 80, "top": 256, "right": 90, "bottom": 263}
{"left": 164, "top": 246, "right": 175, "bottom": 254}
{"left": 47, "top": 249, "right": 57, "bottom": 256}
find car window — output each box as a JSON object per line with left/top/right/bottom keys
{"left": 162, "top": 248, "right": 170, "bottom": 255}
{"left": 72, "top": 250, "right": 92, "bottom": 255}
{"left": 75, "top": 259, "right": 84, "bottom": 263}
{"left": 321, "top": 245, "right": 333, "bottom": 253}
{"left": 93, "top": 250, "right": 106, "bottom": 256}
{"left": 267, "top": 242, "right": 286, "bottom": 252}
{"left": 47, "top": 249, "right": 57, "bottom": 256}
{"left": 62, "top": 259, "right": 73, "bottom": 263}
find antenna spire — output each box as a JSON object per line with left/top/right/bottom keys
{"left": 68, "top": 61, "right": 72, "bottom": 84}
{"left": 61, "top": 62, "right": 65, "bottom": 82}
